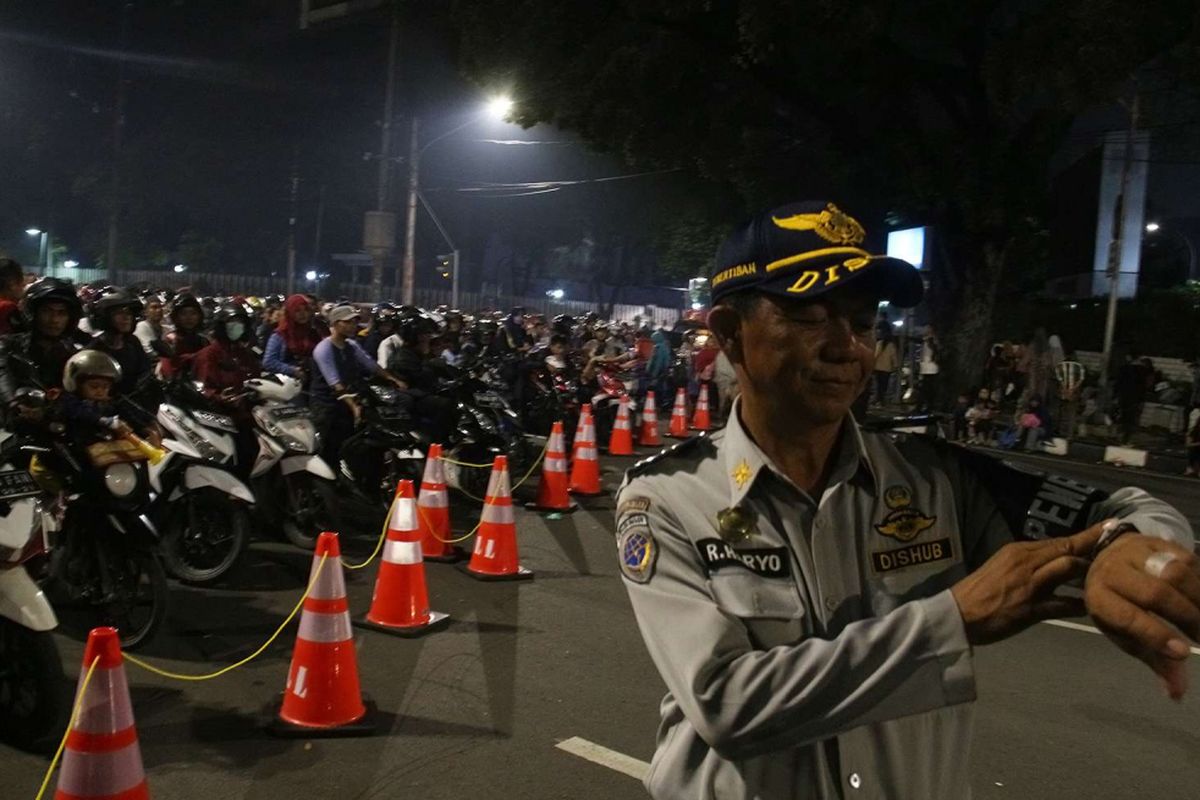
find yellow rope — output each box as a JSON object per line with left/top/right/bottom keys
{"left": 34, "top": 655, "right": 100, "bottom": 800}
{"left": 341, "top": 498, "right": 394, "bottom": 571}
{"left": 123, "top": 555, "right": 327, "bottom": 682}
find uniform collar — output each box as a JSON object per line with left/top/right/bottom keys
{"left": 723, "top": 397, "right": 876, "bottom": 506}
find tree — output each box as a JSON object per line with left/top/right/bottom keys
{"left": 451, "top": 0, "right": 1199, "bottom": 397}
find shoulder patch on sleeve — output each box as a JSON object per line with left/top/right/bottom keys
{"left": 616, "top": 517, "right": 657, "bottom": 583}
{"left": 626, "top": 433, "right": 716, "bottom": 479}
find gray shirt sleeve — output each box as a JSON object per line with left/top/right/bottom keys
{"left": 618, "top": 482, "right": 975, "bottom": 761}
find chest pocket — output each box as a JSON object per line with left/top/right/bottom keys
{"left": 707, "top": 571, "right": 807, "bottom": 649}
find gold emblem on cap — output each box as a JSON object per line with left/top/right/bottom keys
{"left": 771, "top": 203, "right": 866, "bottom": 245}
{"left": 717, "top": 505, "right": 758, "bottom": 543}
{"left": 731, "top": 459, "right": 753, "bottom": 489}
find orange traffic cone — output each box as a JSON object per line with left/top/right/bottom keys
{"left": 54, "top": 627, "right": 149, "bottom": 800}
{"left": 666, "top": 388, "right": 691, "bottom": 439}
{"left": 418, "top": 444, "right": 464, "bottom": 563}
{"left": 569, "top": 409, "right": 604, "bottom": 497}
{"left": 461, "top": 456, "right": 533, "bottom": 580}
{"left": 272, "top": 531, "right": 375, "bottom": 736}
{"left": 691, "top": 383, "right": 712, "bottom": 431}
{"left": 639, "top": 391, "right": 663, "bottom": 446}
{"left": 572, "top": 403, "right": 592, "bottom": 451}
{"left": 360, "top": 481, "right": 450, "bottom": 637}
{"left": 607, "top": 395, "right": 636, "bottom": 456}
{"left": 527, "top": 421, "right": 578, "bottom": 513}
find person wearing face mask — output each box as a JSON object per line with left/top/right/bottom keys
{"left": 191, "top": 302, "right": 262, "bottom": 402}
{"left": 85, "top": 287, "right": 154, "bottom": 397}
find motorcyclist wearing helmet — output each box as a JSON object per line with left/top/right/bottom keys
{"left": 362, "top": 302, "right": 398, "bottom": 361}
{"left": 133, "top": 295, "right": 170, "bottom": 358}
{"left": 161, "top": 292, "right": 208, "bottom": 379}
{"left": 444, "top": 309, "right": 465, "bottom": 336}
{"left": 0, "top": 277, "right": 84, "bottom": 406}
{"left": 86, "top": 287, "right": 154, "bottom": 396}
{"left": 501, "top": 306, "right": 529, "bottom": 354}
{"left": 191, "top": 302, "right": 262, "bottom": 403}
{"left": 383, "top": 311, "right": 457, "bottom": 443}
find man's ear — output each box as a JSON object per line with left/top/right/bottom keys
{"left": 707, "top": 305, "right": 741, "bottom": 360}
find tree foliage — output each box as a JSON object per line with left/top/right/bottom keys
{"left": 451, "top": 0, "right": 1200, "bottom": 391}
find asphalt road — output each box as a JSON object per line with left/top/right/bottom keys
{"left": 6, "top": 440, "right": 1200, "bottom": 800}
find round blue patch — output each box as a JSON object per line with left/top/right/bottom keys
{"left": 619, "top": 527, "right": 656, "bottom": 583}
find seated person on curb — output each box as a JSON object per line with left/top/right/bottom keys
{"left": 615, "top": 199, "right": 1197, "bottom": 800}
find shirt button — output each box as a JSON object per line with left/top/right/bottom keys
{"left": 848, "top": 773, "right": 862, "bottom": 790}
{"left": 824, "top": 596, "right": 838, "bottom": 612}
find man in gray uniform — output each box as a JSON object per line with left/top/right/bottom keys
{"left": 615, "top": 200, "right": 1199, "bottom": 799}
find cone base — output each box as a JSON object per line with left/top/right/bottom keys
{"left": 267, "top": 697, "right": 378, "bottom": 739}
{"left": 355, "top": 610, "right": 450, "bottom": 638}
{"left": 423, "top": 546, "right": 468, "bottom": 563}
{"left": 665, "top": 433, "right": 692, "bottom": 440}
{"left": 524, "top": 500, "right": 579, "bottom": 513}
{"left": 568, "top": 487, "right": 605, "bottom": 497}
{"left": 457, "top": 563, "right": 535, "bottom": 582}
{"left": 602, "top": 448, "right": 638, "bottom": 457}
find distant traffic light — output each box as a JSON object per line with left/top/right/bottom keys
{"left": 436, "top": 253, "right": 452, "bottom": 279}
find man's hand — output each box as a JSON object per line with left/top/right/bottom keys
{"left": 951, "top": 523, "right": 1105, "bottom": 646}
{"left": 340, "top": 395, "right": 363, "bottom": 425}
{"left": 1085, "top": 532, "right": 1200, "bottom": 700}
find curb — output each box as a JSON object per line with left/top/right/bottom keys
{"left": 1025, "top": 437, "right": 1189, "bottom": 477}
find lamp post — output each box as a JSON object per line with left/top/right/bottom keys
{"left": 397, "top": 96, "right": 514, "bottom": 305}
{"left": 25, "top": 229, "right": 49, "bottom": 276}
{"left": 1144, "top": 221, "right": 1197, "bottom": 281}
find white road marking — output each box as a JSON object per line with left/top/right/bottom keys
{"left": 556, "top": 736, "right": 650, "bottom": 782}
{"left": 1042, "top": 619, "right": 1200, "bottom": 655}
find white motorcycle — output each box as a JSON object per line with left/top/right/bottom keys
{"left": 150, "top": 379, "right": 255, "bottom": 583}
{"left": 0, "top": 433, "right": 67, "bottom": 753}
{"left": 243, "top": 375, "right": 339, "bottom": 549}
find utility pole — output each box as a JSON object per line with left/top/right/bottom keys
{"left": 366, "top": 0, "right": 400, "bottom": 302}
{"left": 1098, "top": 87, "right": 1140, "bottom": 411}
{"left": 286, "top": 148, "right": 299, "bottom": 296}
{"left": 106, "top": 1, "right": 133, "bottom": 280}
{"left": 400, "top": 117, "right": 419, "bottom": 305}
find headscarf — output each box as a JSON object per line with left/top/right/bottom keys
{"left": 275, "top": 294, "right": 320, "bottom": 361}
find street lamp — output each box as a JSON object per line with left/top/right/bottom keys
{"left": 546, "top": 288, "right": 564, "bottom": 300}
{"left": 63, "top": 260, "right": 79, "bottom": 269}
{"left": 399, "top": 96, "right": 518, "bottom": 306}
{"left": 1144, "top": 221, "right": 1196, "bottom": 281}
{"left": 25, "top": 228, "right": 49, "bottom": 275}
{"left": 173, "top": 264, "right": 187, "bottom": 274}
{"left": 305, "top": 270, "right": 318, "bottom": 282}
{"left": 1145, "top": 222, "right": 1161, "bottom": 233}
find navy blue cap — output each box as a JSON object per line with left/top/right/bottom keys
{"left": 711, "top": 201, "right": 923, "bottom": 308}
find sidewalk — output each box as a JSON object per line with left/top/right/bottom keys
{"left": 868, "top": 402, "right": 1194, "bottom": 478}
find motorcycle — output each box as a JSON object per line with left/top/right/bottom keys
{"left": 521, "top": 360, "right": 581, "bottom": 442}
{"left": 0, "top": 432, "right": 67, "bottom": 754}
{"left": 242, "top": 374, "right": 339, "bottom": 550}
{"left": 149, "top": 378, "right": 254, "bottom": 583}
{"left": 590, "top": 361, "right": 637, "bottom": 448}
{"left": 32, "top": 422, "right": 170, "bottom": 651}
{"left": 336, "top": 383, "right": 425, "bottom": 509}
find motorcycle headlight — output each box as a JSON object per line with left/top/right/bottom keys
{"left": 104, "top": 462, "right": 139, "bottom": 498}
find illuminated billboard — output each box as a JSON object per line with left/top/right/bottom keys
{"left": 886, "top": 227, "right": 926, "bottom": 270}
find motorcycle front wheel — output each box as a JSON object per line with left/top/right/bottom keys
{"left": 0, "top": 618, "right": 67, "bottom": 754}
{"left": 161, "top": 488, "right": 250, "bottom": 584}
{"left": 281, "top": 473, "right": 339, "bottom": 550}
{"left": 103, "top": 547, "right": 170, "bottom": 651}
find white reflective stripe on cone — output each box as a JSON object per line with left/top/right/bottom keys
{"left": 492, "top": 469, "right": 512, "bottom": 497}
{"left": 481, "top": 501, "right": 515, "bottom": 525}
{"left": 307, "top": 558, "right": 348, "bottom": 600}
{"left": 74, "top": 666, "right": 135, "bottom": 733}
{"left": 577, "top": 447, "right": 598, "bottom": 460}
{"left": 484, "top": 466, "right": 500, "bottom": 498}
{"left": 298, "top": 609, "right": 353, "bottom": 643}
{"left": 389, "top": 500, "right": 418, "bottom": 532}
{"left": 384, "top": 539, "right": 423, "bottom": 565}
{"left": 57, "top": 742, "right": 145, "bottom": 797}
{"left": 545, "top": 456, "right": 567, "bottom": 472}
{"left": 418, "top": 491, "right": 449, "bottom": 508}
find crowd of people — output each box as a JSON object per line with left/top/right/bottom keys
{"left": 0, "top": 259, "right": 733, "bottom": 476}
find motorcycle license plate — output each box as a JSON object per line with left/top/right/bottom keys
{"left": 270, "top": 405, "right": 311, "bottom": 422}
{"left": 473, "top": 392, "right": 505, "bottom": 408}
{"left": 0, "top": 469, "right": 39, "bottom": 501}
{"left": 192, "top": 410, "right": 237, "bottom": 433}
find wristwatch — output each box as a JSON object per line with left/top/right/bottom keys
{"left": 1090, "top": 521, "right": 1139, "bottom": 560}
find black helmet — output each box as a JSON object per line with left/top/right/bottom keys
{"left": 169, "top": 292, "right": 202, "bottom": 323}
{"left": 397, "top": 311, "right": 438, "bottom": 346}
{"left": 23, "top": 277, "right": 83, "bottom": 331}
{"left": 371, "top": 302, "right": 398, "bottom": 326}
{"left": 551, "top": 314, "right": 575, "bottom": 336}
{"left": 89, "top": 286, "right": 142, "bottom": 332}
{"left": 475, "top": 318, "right": 499, "bottom": 336}
{"left": 212, "top": 301, "right": 252, "bottom": 343}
